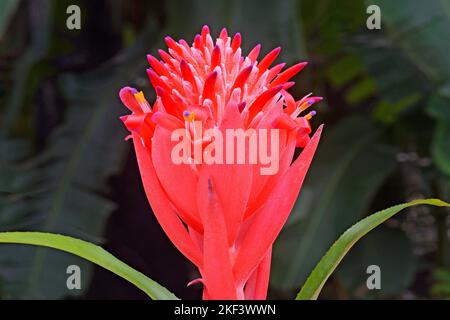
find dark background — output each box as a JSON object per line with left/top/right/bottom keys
{"left": 0, "top": 0, "right": 449, "bottom": 300}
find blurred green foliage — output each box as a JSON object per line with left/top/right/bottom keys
{"left": 0, "top": 0, "right": 449, "bottom": 299}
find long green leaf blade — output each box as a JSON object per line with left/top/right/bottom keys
{"left": 296, "top": 198, "right": 450, "bottom": 300}
{"left": 0, "top": 232, "right": 178, "bottom": 300}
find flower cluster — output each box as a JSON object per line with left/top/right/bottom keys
{"left": 119, "top": 26, "right": 322, "bottom": 299}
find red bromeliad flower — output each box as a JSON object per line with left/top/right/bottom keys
{"left": 119, "top": 26, "right": 323, "bottom": 300}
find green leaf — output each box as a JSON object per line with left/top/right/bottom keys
{"left": 427, "top": 92, "right": 450, "bottom": 176}
{"left": 0, "top": 1, "right": 53, "bottom": 139}
{"left": 431, "top": 268, "right": 450, "bottom": 298}
{"left": 373, "top": 0, "right": 450, "bottom": 82}
{"left": 0, "top": 232, "right": 178, "bottom": 300}
{"left": 336, "top": 227, "right": 416, "bottom": 298}
{"left": 296, "top": 198, "right": 450, "bottom": 300}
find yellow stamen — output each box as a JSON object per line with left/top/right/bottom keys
{"left": 183, "top": 110, "right": 196, "bottom": 122}
{"left": 134, "top": 91, "right": 147, "bottom": 104}
{"left": 305, "top": 110, "right": 317, "bottom": 120}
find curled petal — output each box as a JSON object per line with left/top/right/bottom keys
{"left": 119, "top": 87, "right": 141, "bottom": 114}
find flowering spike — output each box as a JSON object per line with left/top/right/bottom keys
{"left": 119, "top": 26, "right": 323, "bottom": 300}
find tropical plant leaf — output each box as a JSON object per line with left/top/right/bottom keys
{"left": 431, "top": 268, "right": 450, "bottom": 298}
{"left": 0, "top": 232, "right": 178, "bottom": 300}
{"left": 336, "top": 226, "right": 416, "bottom": 298}
{"left": 296, "top": 198, "right": 450, "bottom": 300}
{"left": 373, "top": 0, "right": 450, "bottom": 82}
{"left": 364, "top": 0, "right": 450, "bottom": 172}
{"left": 0, "top": 0, "right": 53, "bottom": 139}
{"left": 0, "top": 17, "right": 159, "bottom": 299}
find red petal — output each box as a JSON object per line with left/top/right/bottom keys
{"left": 248, "top": 44, "right": 261, "bottom": 63}
{"left": 211, "top": 45, "right": 221, "bottom": 70}
{"left": 244, "top": 247, "right": 272, "bottom": 300}
{"left": 219, "top": 27, "right": 228, "bottom": 40}
{"left": 231, "top": 33, "right": 241, "bottom": 52}
{"left": 231, "top": 65, "right": 253, "bottom": 91}
{"left": 201, "top": 25, "right": 210, "bottom": 42}
{"left": 197, "top": 174, "right": 237, "bottom": 299}
{"left": 234, "top": 125, "right": 323, "bottom": 284}
{"left": 151, "top": 111, "right": 183, "bottom": 131}
{"left": 209, "top": 103, "right": 253, "bottom": 245}
{"left": 147, "top": 69, "right": 171, "bottom": 92}
{"left": 245, "top": 130, "right": 296, "bottom": 218}
{"left": 270, "top": 62, "right": 307, "bottom": 87}
{"left": 147, "top": 54, "right": 169, "bottom": 76}
{"left": 266, "top": 63, "right": 286, "bottom": 82}
{"left": 158, "top": 49, "right": 176, "bottom": 68}
{"left": 156, "top": 86, "right": 183, "bottom": 115}
{"left": 180, "top": 59, "right": 196, "bottom": 85}
{"left": 193, "top": 34, "right": 203, "bottom": 49}
{"left": 151, "top": 127, "right": 203, "bottom": 232}
{"left": 257, "top": 47, "right": 281, "bottom": 75}
{"left": 274, "top": 113, "right": 298, "bottom": 131}
{"left": 132, "top": 134, "right": 202, "bottom": 267}
{"left": 283, "top": 92, "right": 297, "bottom": 114}
{"left": 121, "top": 113, "right": 154, "bottom": 143}
{"left": 248, "top": 85, "right": 284, "bottom": 120}
{"left": 202, "top": 71, "right": 218, "bottom": 102}
{"left": 119, "top": 87, "right": 142, "bottom": 114}
{"left": 164, "top": 36, "right": 183, "bottom": 55}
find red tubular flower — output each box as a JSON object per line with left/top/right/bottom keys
{"left": 119, "top": 26, "right": 323, "bottom": 300}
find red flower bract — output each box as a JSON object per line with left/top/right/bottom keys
{"left": 119, "top": 25, "right": 323, "bottom": 300}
